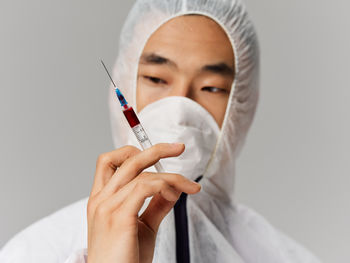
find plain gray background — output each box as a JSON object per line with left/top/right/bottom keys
{"left": 0, "top": 0, "right": 349, "bottom": 262}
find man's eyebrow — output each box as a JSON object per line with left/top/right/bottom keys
{"left": 201, "top": 62, "right": 235, "bottom": 77}
{"left": 140, "top": 52, "right": 234, "bottom": 77}
{"left": 140, "top": 52, "right": 177, "bottom": 68}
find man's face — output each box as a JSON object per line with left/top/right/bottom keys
{"left": 136, "top": 15, "right": 235, "bottom": 128}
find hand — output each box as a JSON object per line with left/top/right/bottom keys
{"left": 86, "top": 143, "right": 201, "bottom": 263}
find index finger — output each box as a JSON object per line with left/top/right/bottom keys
{"left": 100, "top": 143, "right": 185, "bottom": 196}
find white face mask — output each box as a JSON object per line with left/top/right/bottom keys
{"left": 126, "top": 96, "right": 220, "bottom": 181}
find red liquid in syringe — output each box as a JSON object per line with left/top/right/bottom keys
{"left": 122, "top": 105, "right": 140, "bottom": 128}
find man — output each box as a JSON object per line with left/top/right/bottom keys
{"left": 0, "top": 1, "right": 321, "bottom": 262}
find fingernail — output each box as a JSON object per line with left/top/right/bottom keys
{"left": 170, "top": 142, "right": 184, "bottom": 147}
{"left": 194, "top": 182, "right": 201, "bottom": 191}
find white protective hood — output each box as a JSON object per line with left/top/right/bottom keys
{"left": 0, "top": 0, "right": 322, "bottom": 262}
{"left": 109, "top": 0, "right": 259, "bottom": 202}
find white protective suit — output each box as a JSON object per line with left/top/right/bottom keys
{"left": 0, "top": 0, "right": 322, "bottom": 262}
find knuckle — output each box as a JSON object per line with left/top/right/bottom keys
{"left": 134, "top": 179, "right": 149, "bottom": 192}
{"left": 155, "top": 143, "right": 166, "bottom": 148}
{"left": 130, "top": 158, "right": 143, "bottom": 169}
{"left": 87, "top": 199, "right": 96, "bottom": 216}
{"left": 118, "top": 146, "right": 142, "bottom": 163}
{"left": 138, "top": 172, "right": 151, "bottom": 179}
{"left": 96, "top": 153, "right": 111, "bottom": 166}
{"left": 157, "top": 179, "right": 167, "bottom": 189}
{"left": 150, "top": 145, "right": 162, "bottom": 158}
{"left": 124, "top": 157, "right": 141, "bottom": 174}
{"left": 122, "top": 145, "right": 141, "bottom": 154}
{"left": 95, "top": 203, "right": 108, "bottom": 218}
{"left": 175, "top": 173, "right": 185, "bottom": 181}
{"left": 134, "top": 180, "right": 144, "bottom": 189}
{"left": 174, "top": 172, "right": 186, "bottom": 180}
{"left": 164, "top": 172, "right": 181, "bottom": 182}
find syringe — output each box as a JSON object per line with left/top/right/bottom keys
{"left": 100, "top": 60, "right": 165, "bottom": 173}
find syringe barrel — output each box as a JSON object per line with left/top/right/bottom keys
{"left": 131, "top": 123, "right": 165, "bottom": 173}
{"left": 122, "top": 106, "right": 165, "bottom": 173}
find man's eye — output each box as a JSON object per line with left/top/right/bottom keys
{"left": 201, "top": 86, "right": 225, "bottom": 93}
{"left": 143, "top": 76, "right": 166, "bottom": 84}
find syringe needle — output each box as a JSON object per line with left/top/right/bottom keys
{"left": 100, "top": 59, "right": 117, "bottom": 88}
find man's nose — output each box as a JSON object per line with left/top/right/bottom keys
{"left": 168, "top": 79, "right": 194, "bottom": 99}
